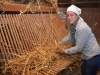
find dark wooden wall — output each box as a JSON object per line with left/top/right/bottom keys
{"left": 59, "top": 8, "right": 100, "bottom": 44}
{"left": 81, "top": 8, "right": 100, "bottom": 44}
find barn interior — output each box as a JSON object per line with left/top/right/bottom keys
{"left": 0, "top": 0, "right": 100, "bottom": 75}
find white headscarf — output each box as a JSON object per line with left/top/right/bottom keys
{"left": 67, "top": 5, "right": 81, "bottom": 16}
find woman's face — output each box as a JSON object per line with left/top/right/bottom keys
{"left": 66, "top": 11, "right": 78, "bottom": 25}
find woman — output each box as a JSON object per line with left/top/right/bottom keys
{"left": 59, "top": 5, "right": 100, "bottom": 75}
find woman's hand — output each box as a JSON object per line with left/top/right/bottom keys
{"left": 60, "top": 49, "right": 65, "bottom": 54}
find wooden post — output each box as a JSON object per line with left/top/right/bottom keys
{"left": 71, "top": 0, "right": 75, "bottom": 4}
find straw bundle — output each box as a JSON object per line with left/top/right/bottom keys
{"left": 2, "top": 43, "right": 73, "bottom": 75}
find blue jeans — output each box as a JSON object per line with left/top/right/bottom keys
{"left": 81, "top": 54, "right": 100, "bottom": 75}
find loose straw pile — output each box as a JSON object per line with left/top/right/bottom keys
{"left": 2, "top": 43, "right": 73, "bottom": 75}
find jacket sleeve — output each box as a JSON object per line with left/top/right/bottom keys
{"left": 58, "top": 32, "right": 71, "bottom": 44}
{"left": 64, "top": 28, "right": 89, "bottom": 54}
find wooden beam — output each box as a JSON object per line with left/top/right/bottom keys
{"left": 0, "top": 3, "right": 56, "bottom": 12}
{"left": 58, "top": 1, "right": 100, "bottom": 5}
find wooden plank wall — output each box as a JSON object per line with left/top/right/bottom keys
{"left": 81, "top": 8, "right": 100, "bottom": 44}
{"left": 59, "top": 8, "right": 100, "bottom": 44}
